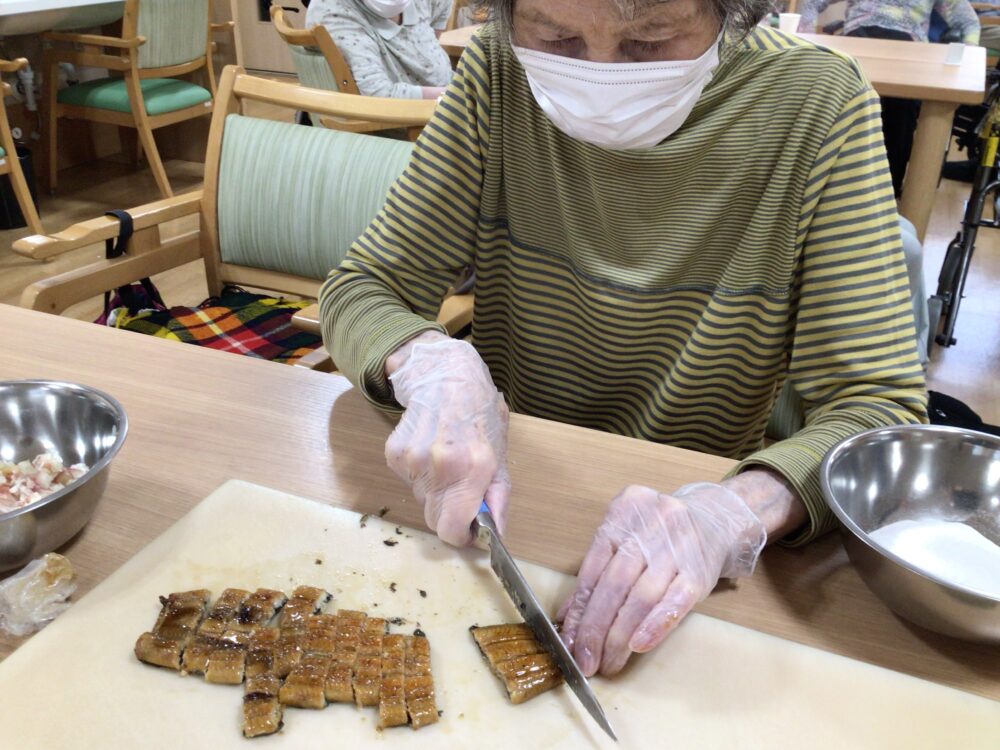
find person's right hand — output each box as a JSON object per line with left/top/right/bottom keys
{"left": 385, "top": 336, "right": 510, "bottom": 546}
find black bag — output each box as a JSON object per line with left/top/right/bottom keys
{"left": 927, "top": 391, "right": 1000, "bottom": 437}
{"left": 94, "top": 209, "right": 167, "bottom": 325}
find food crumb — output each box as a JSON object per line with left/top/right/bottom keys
{"left": 389, "top": 617, "right": 406, "bottom": 626}
{"left": 418, "top": 589, "right": 427, "bottom": 598}
{"left": 413, "top": 628, "right": 426, "bottom": 637}
{"left": 359, "top": 514, "right": 372, "bottom": 528}
{"left": 395, "top": 526, "right": 403, "bottom": 535}
{"left": 378, "top": 506, "right": 389, "bottom": 518}
{"left": 437, "top": 710, "right": 444, "bottom": 717}
{"left": 459, "top": 713, "right": 465, "bottom": 719}
{"left": 389, "top": 582, "right": 397, "bottom": 593}
{"left": 383, "top": 539, "right": 399, "bottom": 547}
{"left": 314, "top": 559, "right": 322, "bottom": 565}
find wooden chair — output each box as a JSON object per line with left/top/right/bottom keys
{"left": 43, "top": 0, "right": 229, "bottom": 199}
{"left": 16, "top": 67, "right": 472, "bottom": 369}
{"left": 270, "top": 6, "right": 434, "bottom": 138}
{"left": 0, "top": 59, "right": 43, "bottom": 235}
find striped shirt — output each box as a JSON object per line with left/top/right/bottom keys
{"left": 799, "top": 0, "right": 981, "bottom": 44}
{"left": 319, "top": 24, "right": 928, "bottom": 545}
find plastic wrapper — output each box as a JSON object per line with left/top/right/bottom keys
{"left": 0, "top": 553, "right": 77, "bottom": 636}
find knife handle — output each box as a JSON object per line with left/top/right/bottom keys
{"left": 472, "top": 500, "right": 497, "bottom": 548}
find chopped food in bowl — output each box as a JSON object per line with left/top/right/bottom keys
{"left": 0, "top": 453, "right": 90, "bottom": 513}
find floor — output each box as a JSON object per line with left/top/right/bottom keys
{"left": 1, "top": 118, "right": 997, "bottom": 425}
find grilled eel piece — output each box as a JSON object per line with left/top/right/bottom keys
{"left": 134, "top": 590, "right": 211, "bottom": 670}
{"left": 352, "top": 617, "right": 386, "bottom": 707}
{"left": 243, "top": 673, "right": 284, "bottom": 738}
{"left": 245, "top": 627, "right": 282, "bottom": 679}
{"left": 325, "top": 610, "right": 366, "bottom": 703}
{"left": 279, "top": 586, "right": 332, "bottom": 629}
{"left": 182, "top": 588, "right": 251, "bottom": 674}
{"left": 471, "top": 624, "right": 564, "bottom": 705}
{"left": 378, "top": 634, "right": 408, "bottom": 729}
{"left": 270, "top": 587, "right": 332, "bottom": 677}
{"left": 229, "top": 588, "right": 288, "bottom": 633}
{"left": 404, "top": 635, "right": 438, "bottom": 729}
{"left": 279, "top": 653, "right": 333, "bottom": 709}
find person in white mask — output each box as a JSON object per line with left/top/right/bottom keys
{"left": 305, "top": 0, "right": 454, "bottom": 99}
{"left": 319, "top": 0, "right": 927, "bottom": 677}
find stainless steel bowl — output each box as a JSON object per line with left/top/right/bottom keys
{"left": 0, "top": 380, "right": 128, "bottom": 573}
{"left": 821, "top": 424, "right": 1000, "bottom": 643}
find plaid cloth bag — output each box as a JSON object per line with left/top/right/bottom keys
{"left": 96, "top": 210, "right": 323, "bottom": 366}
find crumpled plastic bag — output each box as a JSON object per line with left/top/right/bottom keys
{"left": 0, "top": 553, "right": 77, "bottom": 636}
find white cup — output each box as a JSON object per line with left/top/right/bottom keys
{"left": 779, "top": 13, "right": 801, "bottom": 34}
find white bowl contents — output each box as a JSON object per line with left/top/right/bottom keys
{"left": 869, "top": 519, "right": 1000, "bottom": 599}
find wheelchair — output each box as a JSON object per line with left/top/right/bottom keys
{"left": 929, "top": 66, "right": 1000, "bottom": 353}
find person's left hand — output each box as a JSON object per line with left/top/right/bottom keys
{"left": 558, "top": 482, "right": 767, "bottom": 677}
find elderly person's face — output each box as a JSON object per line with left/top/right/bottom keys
{"left": 513, "top": 0, "right": 721, "bottom": 63}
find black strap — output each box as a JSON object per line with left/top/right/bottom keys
{"left": 101, "top": 210, "right": 166, "bottom": 317}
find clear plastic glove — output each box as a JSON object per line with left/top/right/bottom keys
{"left": 386, "top": 338, "right": 510, "bottom": 546}
{"left": 558, "top": 483, "right": 767, "bottom": 677}
{"left": 0, "top": 553, "right": 77, "bottom": 636}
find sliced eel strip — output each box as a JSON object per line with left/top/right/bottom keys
{"left": 496, "top": 654, "right": 563, "bottom": 705}
{"left": 243, "top": 673, "right": 284, "bottom": 738}
{"left": 229, "top": 588, "right": 287, "bottom": 633}
{"left": 205, "top": 629, "right": 252, "bottom": 684}
{"left": 378, "top": 634, "right": 408, "bottom": 729}
{"left": 352, "top": 617, "right": 386, "bottom": 707}
{"left": 404, "top": 635, "right": 438, "bottom": 729}
{"left": 134, "top": 590, "right": 211, "bottom": 669}
{"left": 301, "top": 613, "right": 339, "bottom": 656}
{"left": 183, "top": 589, "right": 253, "bottom": 673}
{"left": 245, "top": 627, "right": 282, "bottom": 679}
{"left": 279, "top": 653, "right": 333, "bottom": 709}
{"left": 279, "top": 586, "right": 332, "bottom": 628}
{"left": 471, "top": 624, "right": 564, "bottom": 704}
{"left": 325, "top": 610, "right": 365, "bottom": 703}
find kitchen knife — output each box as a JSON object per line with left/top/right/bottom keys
{"left": 472, "top": 501, "right": 618, "bottom": 742}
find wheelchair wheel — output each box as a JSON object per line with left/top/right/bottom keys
{"left": 934, "top": 234, "right": 965, "bottom": 314}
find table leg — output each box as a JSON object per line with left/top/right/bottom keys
{"left": 898, "top": 100, "right": 957, "bottom": 242}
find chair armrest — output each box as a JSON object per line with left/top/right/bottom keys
{"left": 14, "top": 191, "right": 203, "bottom": 261}
{"left": 293, "top": 295, "right": 473, "bottom": 339}
{"left": 211, "top": 22, "right": 236, "bottom": 33}
{"left": 42, "top": 31, "right": 146, "bottom": 49}
{"left": 0, "top": 58, "right": 28, "bottom": 74}
{"left": 293, "top": 348, "right": 336, "bottom": 372}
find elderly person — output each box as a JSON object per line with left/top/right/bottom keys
{"left": 320, "top": 0, "right": 927, "bottom": 678}
{"left": 305, "top": 0, "right": 454, "bottom": 99}
{"left": 798, "top": 0, "right": 980, "bottom": 196}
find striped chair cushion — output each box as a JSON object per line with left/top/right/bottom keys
{"left": 216, "top": 114, "right": 414, "bottom": 281}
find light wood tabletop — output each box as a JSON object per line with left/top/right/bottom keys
{"left": 438, "top": 25, "right": 986, "bottom": 241}
{"left": 1, "top": 304, "right": 998, "bottom": 702}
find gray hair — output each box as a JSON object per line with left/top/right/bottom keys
{"left": 472, "top": 0, "right": 772, "bottom": 40}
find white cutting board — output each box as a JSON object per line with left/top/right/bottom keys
{"left": 0, "top": 480, "right": 997, "bottom": 749}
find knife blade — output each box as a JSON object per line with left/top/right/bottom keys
{"left": 472, "top": 501, "right": 618, "bottom": 742}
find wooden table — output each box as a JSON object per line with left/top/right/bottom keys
{"left": 439, "top": 26, "right": 986, "bottom": 242}
{"left": 2, "top": 303, "right": 998, "bottom": 702}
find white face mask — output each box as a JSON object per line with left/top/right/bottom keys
{"left": 361, "top": 0, "right": 411, "bottom": 19}
{"left": 512, "top": 37, "right": 722, "bottom": 150}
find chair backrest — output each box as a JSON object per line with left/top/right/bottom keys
{"left": 125, "top": 0, "right": 211, "bottom": 70}
{"left": 216, "top": 114, "right": 413, "bottom": 281}
{"left": 446, "top": 0, "right": 484, "bottom": 31}
{"left": 200, "top": 66, "right": 438, "bottom": 298}
{"left": 271, "top": 6, "right": 360, "bottom": 95}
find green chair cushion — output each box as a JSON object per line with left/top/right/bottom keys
{"left": 57, "top": 78, "right": 211, "bottom": 116}
{"left": 217, "top": 114, "right": 414, "bottom": 281}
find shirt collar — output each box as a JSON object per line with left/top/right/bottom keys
{"left": 359, "top": 1, "right": 420, "bottom": 40}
